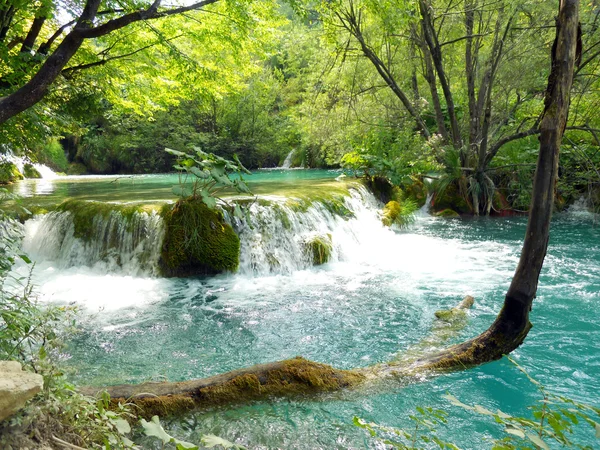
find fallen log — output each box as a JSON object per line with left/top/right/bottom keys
{"left": 80, "top": 296, "right": 474, "bottom": 417}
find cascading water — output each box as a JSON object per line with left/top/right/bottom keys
{"left": 0, "top": 151, "right": 58, "bottom": 179}
{"left": 22, "top": 208, "right": 164, "bottom": 276}
{"left": 231, "top": 186, "right": 385, "bottom": 274}
{"left": 280, "top": 150, "right": 295, "bottom": 169}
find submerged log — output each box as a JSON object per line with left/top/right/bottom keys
{"left": 81, "top": 297, "right": 474, "bottom": 417}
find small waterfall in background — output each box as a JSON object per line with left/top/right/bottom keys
{"left": 281, "top": 150, "right": 295, "bottom": 169}
{"left": 417, "top": 192, "right": 433, "bottom": 216}
{"left": 22, "top": 208, "right": 164, "bottom": 276}
{"left": 0, "top": 151, "right": 59, "bottom": 179}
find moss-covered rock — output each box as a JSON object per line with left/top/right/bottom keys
{"left": 382, "top": 200, "right": 402, "bottom": 227}
{"left": 434, "top": 208, "right": 460, "bottom": 218}
{"left": 304, "top": 234, "right": 332, "bottom": 265}
{"left": 160, "top": 199, "right": 240, "bottom": 276}
{"left": 56, "top": 199, "right": 156, "bottom": 241}
{"left": 432, "top": 182, "right": 471, "bottom": 214}
{"left": 0, "top": 162, "right": 24, "bottom": 184}
{"left": 22, "top": 163, "right": 42, "bottom": 179}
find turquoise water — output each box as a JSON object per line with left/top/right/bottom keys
{"left": 12, "top": 171, "right": 600, "bottom": 449}
{"left": 11, "top": 169, "right": 344, "bottom": 206}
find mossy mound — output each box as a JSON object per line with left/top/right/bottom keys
{"left": 402, "top": 177, "right": 427, "bottom": 207}
{"left": 432, "top": 183, "right": 471, "bottom": 214}
{"left": 382, "top": 200, "right": 402, "bottom": 227}
{"left": 160, "top": 199, "right": 240, "bottom": 276}
{"left": 0, "top": 162, "right": 24, "bottom": 184}
{"left": 56, "top": 199, "right": 158, "bottom": 241}
{"left": 304, "top": 234, "right": 332, "bottom": 265}
{"left": 434, "top": 208, "right": 460, "bottom": 218}
{"left": 23, "top": 163, "right": 42, "bottom": 179}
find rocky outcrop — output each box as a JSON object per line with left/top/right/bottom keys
{"left": 0, "top": 361, "right": 43, "bottom": 422}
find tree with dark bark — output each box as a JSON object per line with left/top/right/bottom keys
{"left": 84, "top": 0, "right": 581, "bottom": 415}
{"left": 0, "top": 0, "right": 223, "bottom": 125}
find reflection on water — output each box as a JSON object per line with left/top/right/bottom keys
{"left": 15, "top": 178, "right": 57, "bottom": 197}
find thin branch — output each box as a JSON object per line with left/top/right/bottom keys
{"left": 78, "top": 0, "right": 219, "bottom": 39}
{"left": 440, "top": 32, "right": 492, "bottom": 47}
{"left": 61, "top": 35, "right": 182, "bottom": 79}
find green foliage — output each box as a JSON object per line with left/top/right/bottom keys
{"left": 166, "top": 147, "right": 252, "bottom": 210}
{"left": 37, "top": 138, "right": 69, "bottom": 172}
{"left": 342, "top": 129, "right": 442, "bottom": 186}
{"left": 140, "top": 415, "right": 246, "bottom": 450}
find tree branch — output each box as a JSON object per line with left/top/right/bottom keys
{"left": 78, "top": 0, "right": 219, "bottom": 39}
{"left": 61, "top": 36, "right": 183, "bottom": 79}
{"left": 440, "top": 32, "right": 492, "bottom": 47}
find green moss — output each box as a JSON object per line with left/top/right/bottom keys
{"left": 434, "top": 208, "right": 460, "bottom": 218}
{"left": 382, "top": 200, "right": 402, "bottom": 227}
{"left": 305, "top": 234, "right": 332, "bottom": 265}
{"left": 160, "top": 199, "right": 240, "bottom": 276}
{"left": 195, "top": 357, "right": 365, "bottom": 406}
{"left": 321, "top": 197, "right": 354, "bottom": 219}
{"left": 0, "top": 162, "right": 24, "bottom": 184}
{"left": 23, "top": 163, "right": 41, "bottom": 179}
{"left": 56, "top": 199, "right": 157, "bottom": 241}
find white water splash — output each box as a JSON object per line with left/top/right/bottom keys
{"left": 22, "top": 209, "right": 164, "bottom": 276}
{"left": 281, "top": 150, "right": 295, "bottom": 169}
{"left": 0, "top": 151, "right": 58, "bottom": 179}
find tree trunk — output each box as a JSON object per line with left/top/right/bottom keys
{"left": 419, "top": 0, "right": 463, "bottom": 150}
{"left": 412, "top": 0, "right": 580, "bottom": 370}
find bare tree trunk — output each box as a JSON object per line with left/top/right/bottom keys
{"left": 413, "top": 24, "right": 449, "bottom": 140}
{"left": 419, "top": 0, "right": 463, "bottom": 150}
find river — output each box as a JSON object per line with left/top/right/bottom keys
{"left": 8, "top": 170, "right": 600, "bottom": 449}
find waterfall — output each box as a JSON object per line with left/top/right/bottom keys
{"left": 281, "top": 150, "right": 295, "bottom": 169}
{"left": 229, "top": 186, "right": 391, "bottom": 275}
{"left": 418, "top": 192, "right": 433, "bottom": 215}
{"left": 22, "top": 208, "right": 164, "bottom": 276}
{"left": 19, "top": 186, "right": 398, "bottom": 278}
{"left": 0, "top": 151, "right": 58, "bottom": 179}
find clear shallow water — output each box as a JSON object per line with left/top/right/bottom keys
{"left": 10, "top": 171, "right": 600, "bottom": 449}
{"left": 9, "top": 169, "right": 345, "bottom": 208}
